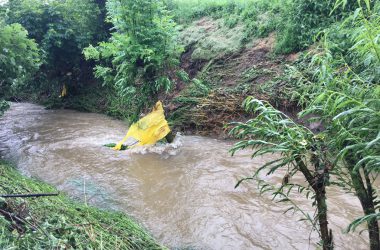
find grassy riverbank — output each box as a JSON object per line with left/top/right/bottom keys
{"left": 0, "top": 160, "right": 164, "bottom": 249}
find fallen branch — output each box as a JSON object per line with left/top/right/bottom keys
{"left": 0, "top": 208, "right": 40, "bottom": 233}
{"left": 0, "top": 193, "right": 59, "bottom": 198}
{"left": 0, "top": 208, "right": 26, "bottom": 232}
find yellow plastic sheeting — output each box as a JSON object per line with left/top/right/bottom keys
{"left": 113, "top": 101, "right": 171, "bottom": 150}
{"left": 59, "top": 84, "right": 67, "bottom": 98}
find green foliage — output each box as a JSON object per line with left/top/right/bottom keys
{"left": 286, "top": 3, "right": 380, "bottom": 176}
{"left": 229, "top": 97, "right": 333, "bottom": 248}
{"left": 270, "top": 1, "right": 380, "bottom": 246}
{"left": 346, "top": 212, "right": 380, "bottom": 233}
{"left": 167, "top": 77, "right": 211, "bottom": 128}
{"left": 0, "top": 161, "right": 164, "bottom": 249}
{"left": 169, "top": 0, "right": 361, "bottom": 51}
{"left": 239, "top": 0, "right": 282, "bottom": 42}
{"left": 230, "top": 97, "right": 329, "bottom": 186}
{"left": 275, "top": 0, "right": 363, "bottom": 53}
{"left": 169, "top": 0, "right": 281, "bottom": 44}
{"left": 7, "top": 0, "right": 101, "bottom": 52}
{"left": 0, "top": 100, "right": 10, "bottom": 116}
{"left": 5, "top": 0, "right": 104, "bottom": 94}
{"left": 84, "top": 0, "right": 181, "bottom": 122}
{"left": 191, "top": 78, "right": 210, "bottom": 95}
{"left": 229, "top": 3, "right": 380, "bottom": 247}
{"left": 178, "top": 18, "right": 244, "bottom": 61}
{"left": 303, "top": 89, "right": 380, "bottom": 172}
{"left": 229, "top": 98, "right": 325, "bottom": 189}
{"left": 299, "top": 6, "right": 380, "bottom": 243}
{"left": 166, "top": 0, "right": 242, "bottom": 22}
{"left": 0, "top": 21, "right": 40, "bottom": 98}
{"left": 176, "top": 69, "right": 190, "bottom": 83}
{"left": 276, "top": 0, "right": 329, "bottom": 53}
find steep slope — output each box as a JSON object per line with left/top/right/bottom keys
{"left": 166, "top": 17, "right": 294, "bottom": 136}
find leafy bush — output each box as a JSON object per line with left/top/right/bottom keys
{"left": 230, "top": 97, "right": 334, "bottom": 249}
{"left": 275, "top": 0, "right": 361, "bottom": 53}
{"left": 0, "top": 100, "right": 10, "bottom": 116}
{"left": 84, "top": 0, "right": 181, "bottom": 122}
{"left": 5, "top": 0, "right": 104, "bottom": 94}
{"left": 0, "top": 21, "right": 40, "bottom": 98}
{"left": 267, "top": 1, "right": 380, "bottom": 247}
{"left": 168, "top": 0, "right": 281, "bottom": 44}
{"left": 239, "top": 0, "right": 282, "bottom": 41}
{"left": 301, "top": 5, "right": 380, "bottom": 247}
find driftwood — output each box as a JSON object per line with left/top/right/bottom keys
{"left": 0, "top": 193, "right": 59, "bottom": 198}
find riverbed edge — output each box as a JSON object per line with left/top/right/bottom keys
{"left": 0, "top": 160, "right": 166, "bottom": 249}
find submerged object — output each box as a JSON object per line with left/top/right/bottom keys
{"left": 113, "top": 101, "right": 171, "bottom": 150}
{"left": 104, "top": 143, "right": 129, "bottom": 151}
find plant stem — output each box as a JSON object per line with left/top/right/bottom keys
{"left": 296, "top": 156, "right": 333, "bottom": 249}
{"left": 315, "top": 189, "right": 333, "bottom": 250}
{"left": 348, "top": 163, "right": 380, "bottom": 250}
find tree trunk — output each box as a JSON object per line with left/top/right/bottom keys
{"left": 296, "top": 157, "right": 333, "bottom": 250}
{"left": 367, "top": 217, "right": 380, "bottom": 250}
{"left": 349, "top": 167, "right": 380, "bottom": 250}
{"left": 315, "top": 189, "right": 333, "bottom": 250}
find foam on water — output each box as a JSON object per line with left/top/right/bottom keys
{"left": 128, "top": 133, "right": 183, "bottom": 158}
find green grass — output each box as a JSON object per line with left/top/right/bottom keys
{"left": 170, "top": 0, "right": 283, "bottom": 48}
{"left": 0, "top": 160, "right": 165, "bottom": 250}
{"left": 179, "top": 18, "right": 245, "bottom": 60}
{"left": 169, "top": 0, "right": 256, "bottom": 15}
{"left": 168, "top": 0, "right": 281, "bottom": 24}
{"left": 170, "top": 0, "right": 360, "bottom": 53}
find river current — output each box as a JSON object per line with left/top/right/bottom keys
{"left": 0, "top": 103, "right": 369, "bottom": 249}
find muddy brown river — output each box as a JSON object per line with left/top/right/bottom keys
{"left": 0, "top": 103, "right": 370, "bottom": 249}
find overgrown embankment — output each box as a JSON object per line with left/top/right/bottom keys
{"left": 0, "top": 161, "right": 164, "bottom": 249}
{"left": 43, "top": 14, "right": 297, "bottom": 137}
{"left": 164, "top": 17, "right": 292, "bottom": 136}
{"left": 51, "top": 0, "right": 327, "bottom": 136}
{"left": 161, "top": 0, "right": 365, "bottom": 136}
{"left": 1, "top": 0, "right": 362, "bottom": 136}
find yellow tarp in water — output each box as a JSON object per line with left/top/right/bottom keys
{"left": 113, "top": 101, "right": 171, "bottom": 150}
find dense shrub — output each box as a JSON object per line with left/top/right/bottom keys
{"left": 5, "top": 0, "right": 105, "bottom": 94}
{"left": 275, "top": 0, "right": 361, "bottom": 53}
{"left": 0, "top": 20, "right": 40, "bottom": 98}
{"left": 263, "top": 1, "right": 380, "bottom": 247}
{"left": 84, "top": 0, "right": 181, "bottom": 122}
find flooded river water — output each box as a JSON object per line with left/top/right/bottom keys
{"left": 0, "top": 103, "right": 369, "bottom": 249}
